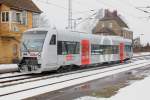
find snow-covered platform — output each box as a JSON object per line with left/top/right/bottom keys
{"left": 106, "top": 76, "right": 150, "bottom": 100}
{"left": 75, "top": 75, "right": 150, "bottom": 100}
{"left": 133, "top": 52, "right": 150, "bottom": 57}
{"left": 0, "top": 64, "right": 18, "bottom": 73}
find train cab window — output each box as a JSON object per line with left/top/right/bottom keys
{"left": 50, "top": 34, "right": 56, "bottom": 45}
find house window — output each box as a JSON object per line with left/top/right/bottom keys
{"left": 109, "top": 23, "right": 113, "bottom": 28}
{"left": 102, "top": 23, "right": 105, "bottom": 27}
{"left": 32, "top": 13, "right": 40, "bottom": 28}
{"left": 12, "top": 11, "right": 27, "bottom": 25}
{"left": 16, "top": 12, "right": 22, "bottom": 23}
{"left": 22, "top": 11, "right": 27, "bottom": 25}
{"left": 1, "top": 12, "right": 9, "bottom": 22}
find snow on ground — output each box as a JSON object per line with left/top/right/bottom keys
{"left": 108, "top": 76, "right": 150, "bottom": 100}
{"left": 75, "top": 96, "right": 103, "bottom": 100}
{"left": 0, "top": 64, "right": 18, "bottom": 73}
{"left": 75, "top": 96, "right": 106, "bottom": 100}
{"left": 75, "top": 75, "right": 150, "bottom": 100}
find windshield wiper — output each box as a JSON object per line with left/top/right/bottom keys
{"left": 23, "top": 42, "right": 30, "bottom": 53}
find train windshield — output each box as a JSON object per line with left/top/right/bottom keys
{"left": 22, "top": 31, "right": 48, "bottom": 52}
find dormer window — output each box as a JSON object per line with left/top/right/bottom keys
{"left": 1, "top": 11, "right": 9, "bottom": 22}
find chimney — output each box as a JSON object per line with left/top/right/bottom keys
{"left": 104, "top": 9, "right": 110, "bottom": 17}
{"left": 113, "top": 10, "right": 118, "bottom": 16}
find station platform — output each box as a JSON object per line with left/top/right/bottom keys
{"left": 0, "top": 64, "right": 18, "bottom": 74}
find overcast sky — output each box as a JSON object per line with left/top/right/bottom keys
{"left": 33, "top": 0, "right": 150, "bottom": 44}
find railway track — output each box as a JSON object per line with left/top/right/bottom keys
{"left": 0, "top": 72, "right": 26, "bottom": 79}
{"left": 0, "top": 55, "right": 149, "bottom": 87}
{"left": 0, "top": 62, "right": 124, "bottom": 87}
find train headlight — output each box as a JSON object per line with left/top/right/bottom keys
{"left": 38, "top": 53, "right": 41, "bottom": 58}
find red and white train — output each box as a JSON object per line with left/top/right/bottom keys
{"left": 19, "top": 28, "right": 133, "bottom": 73}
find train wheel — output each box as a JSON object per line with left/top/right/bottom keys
{"left": 57, "top": 66, "right": 64, "bottom": 73}
{"left": 57, "top": 65, "right": 73, "bottom": 73}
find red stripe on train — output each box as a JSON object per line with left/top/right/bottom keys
{"left": 81, "top": 40, "right": 90, "bottom": 65}
{"left": 120, "top": 43, "right": 124, "bottom": 63}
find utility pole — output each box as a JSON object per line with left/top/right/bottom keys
{"left": 68, "top": 0, "right": 72, "bottom": 30}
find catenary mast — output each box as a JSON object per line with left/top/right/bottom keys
{"left": 68, "top": 0, "right": 72, "bottom": 30}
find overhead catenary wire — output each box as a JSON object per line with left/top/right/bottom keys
{"left": 35, "top": 0, "right": 150, "bottom": 28}
{"left": 35, "top": 0, "right": 100, "bottom": 29}
{"left": 114, "top": 0, "right": 150, "bottom": 15}
{"left": 137, "top": 6, "right": 150, "bottom": 8}
{"left": 73, "top": 0, "right": 97, "bottom": 11}
{"left": 36, "top": 0, "right": 96, "bottom": 14}
{"left": 96, "top": 0, "right": 149, "bottom": 20}
{"left": 36, "top": 0, "right": 150, "bottom": 18}
{"left": 135, "top": 7, "right": 150, "bottom": 14}
{"left": 76, "top": 12, "right": 97, "bottom": 26}
{"left": 36, "top": 0, "right": 67, "bottom": 10}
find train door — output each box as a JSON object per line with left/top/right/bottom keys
{"left": 81, "top": 40, "right": 90, "bottom": 65}
{"left": 47, "top": 34, "right": 57, "bottom": 64}
{"left": 119, "top": 43, "right": 124, "bottom": 63}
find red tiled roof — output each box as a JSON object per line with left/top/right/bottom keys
{"left": 0, "top": 0, "right": 42, "bottom": 13}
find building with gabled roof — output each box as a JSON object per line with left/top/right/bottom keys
{"left": 0, "top": 0, "right": 41, "bottom": 13}
{"left": 93, "top": 9, "right": 133, "bottom": 39}
{"left": 0, "top": 0, "right": 42, "bottom": 64}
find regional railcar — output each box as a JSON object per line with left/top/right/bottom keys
{"left": 19, "top": 28, "right": 132, "bottom": 73}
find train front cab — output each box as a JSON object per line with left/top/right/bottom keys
{"left": 19, "top": 29, "right": 57, "bottom": 73}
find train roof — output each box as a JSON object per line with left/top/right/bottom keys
{"left": 24, "top": 28, "right": 49, "bottom": 32}
{"left": 24, "top": 28, "right": 132, "bottom": 43}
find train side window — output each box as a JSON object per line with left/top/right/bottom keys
{"left": 114, "top": 45, "right": 119, "bottom": 54}
{"left": 66, "top": 42, "right": 80, "bottom": 54}
{"left": 91, "top": 44, "right": 102, "bottom": 55}
{"left": 62, "top": 42, "right": 68, "bottom": 55}
{"left": 75, "top": 42, "right": 80, "bottom": 54}
{"left": 57, "top": 41, "right": 80, "bottom": 55}
{"left": 50, "top": 34, "right": 56, "bottom": 45}
{"left": 57, "top": 41, "right": 67, "bottom": 55}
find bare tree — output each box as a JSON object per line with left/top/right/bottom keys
{"left": 39, "top": 15, "right": 51, "bottom": 28}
